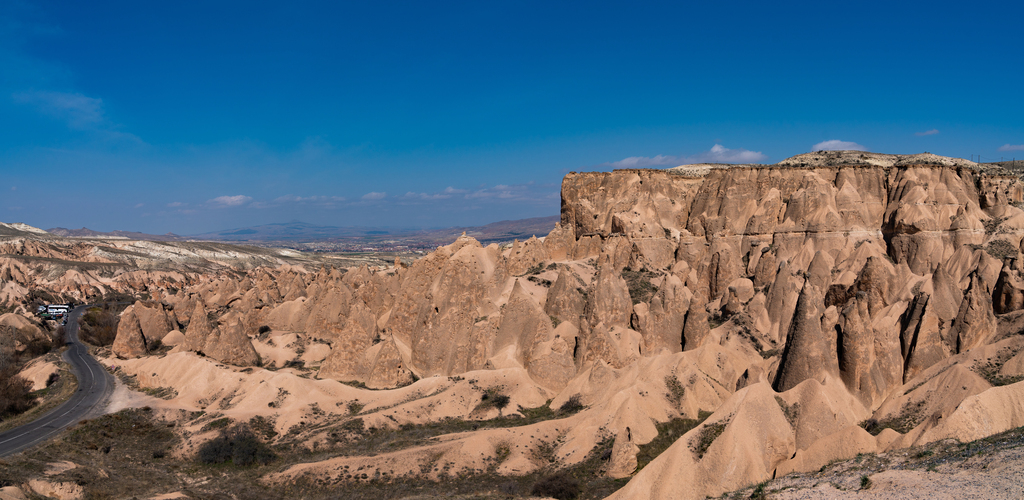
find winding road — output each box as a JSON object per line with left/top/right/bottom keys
{"left": 0, "top": 305, "right": 114, "bottom": 457}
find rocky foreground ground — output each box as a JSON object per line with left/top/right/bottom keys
{"left": 3, "top": 151, "right": 1024, "bottom": 499}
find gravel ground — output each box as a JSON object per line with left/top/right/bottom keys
{"left": 726, "top": 428, "right": 1024, "bottom": 499}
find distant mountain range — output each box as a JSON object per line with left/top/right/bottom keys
{"left": 43, "top": 215, "right": 561, "bottom": 249}
{"left": 192, "top": 221, "right": 401, "bottom": 241}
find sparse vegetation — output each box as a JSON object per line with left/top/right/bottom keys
{"left": 984, "top": 216, "right": 1007, "bottom": 235}
{"left": 347, "top": 401, "right": 365, "bottom": 415}
{"left": 635, "top": 412, "right": 710, "bottom": 471}
{"left": 78, "top": 305, "right": 120, "bottom": 346}
{"left": 985, "top": 239, "right": 1017, "bottom": 259}
{"left": 550, "top": 315, "right": 562, "bottom": 328}
{"left": 558, "top": 393, "right": 586, "bottom": 415}
{"left": 665, "top": 375, "right": 685, "bottom": 410}
{"left": 475, "top": 387, "right": 511, "bottom": 414}
{"left": 0, "top": 325, "right": 61, "bottom": 419}
{"left": 775, "top": 396, "right": 799, "bottom": 427}
{"left": 491, "top": 440, "right": 512, "bottom": 470}
{"left": 532, "top": 472, "right": 582, "bottom": 500}
{"left": 0, "top": 365, "right": 77, "bottom": 434}
{"left": 973, "top": 347, "right": 1024, "bottom": 386}
{"left": 202, "top": 416, "right": 231, "bottom": 432}
{"left": 529, "top": 275, "right": 554, "bottom": 287}
{"left": 621, "top": 268, "right": 660, "bottom": 305}
{"left": 520, "top": 262, "right": 546, "bottom": 276}
{"left": 708, "top": 313, "right": 726, "bottom": 330}
{"left": 249, "top": 415, "right": 278, "bottom": 440}
{"left": 197, "top": 429, "right": 276, "bottom": 466}
{"left": 691, "top": 419, "right": 728, "bottom": 459}
{"left": 0, "top": 362, "right": 34, "bottom": 417}
{"left": 861, "top": 401, "right": 924, "bottom": 435}
{"left": 749, "top": 481, "right": 769, "bottom": 499}
{"left": 532, "top": 438, "right": 560, "bottom": 466}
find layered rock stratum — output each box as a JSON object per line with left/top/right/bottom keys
{"left": 5, "top": 151, "right": 1024, "bottom": 499}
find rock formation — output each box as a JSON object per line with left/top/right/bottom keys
{"left": 10, "top": 151, "right": 1024, "bottom": 499}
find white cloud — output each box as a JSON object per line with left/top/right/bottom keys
{"left": 12, "top": 89, "right": 143, "bottom": 143}
{"left": 464, "top": 182, "right": 543, "bottom": 201}
{"left": 13, "top": 90, "right": 104, "bottom": 128}
{"left": 811, "top": 140, "right": 867, "bottom": 152}
{"left": 687, "top": 144, "right": 768, "bottom": 164}
{"left": 604, "top": 144, "right": 767, "bottom": 169}
{"left": 167, "top": 202, "right": 185, "bottom": 207}
{"left": 361, "top": 191, "right": 387, "bottom": 200}
{"left": 208, "top": 195, "right": 252, "bottom": 207}
{"left": 403, "top": 192, "right": 450, "bottom": 200}
{"left": 272, "top": 195, "right": 346, "bottom": 204}
{"left": 607, "top": 154, "right": 678, "bottom": 169}
{"left": 998, "top": 144, "right": 1024, "bottom": 152}
{"left": 443, "top": 186, "right": 468, "bottom": 194}
{"left": 915, "top": 129, "right": 940, "bottom": 136}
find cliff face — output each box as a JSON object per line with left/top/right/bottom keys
{"left": 115, "top": 152, "right": 1024, "bottom": 404}
{"left": 557, "top": 158, "right": 1024, "bottom": 407}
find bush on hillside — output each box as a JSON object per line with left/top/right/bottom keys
{"left": 197, "top": 429, "right": 276, "bottom": 467}
{"left": 79, "top": 306, "right": 119, "bottom": 346}
{"left": 0, "top": 364, "right": 34, "bottom": 417}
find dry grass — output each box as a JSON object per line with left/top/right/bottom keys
{"left": 974, "top": 346, "right": 1024, "bottom": 387}
{"left": 862, "top": 401, "right": 924, "bottom": 436}
{"left": 0, "top": 364, "right": 77, "bottom": 434}
{"left": 775, "top": 396, "right": 800, "bottom": 427}
{"left": 635, "top": 412, "right": 711, "bottom": 472}
{"left": 691, "top": 419, "right": 728, "bottom": 460}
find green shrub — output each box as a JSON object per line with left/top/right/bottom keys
{"left": 692, "top": 420, "right": 727, "bottom": 459}
{"left": 202, "top": 417, "right": 231, "bottom": 432}
{"left": 197, "top": 430, "right": 276, "bottom": 467}
{"left": 558, "top": 394, "right": 585, "bottom": 415}
{"left": 621, "top": 269, "right": 660, "bottom": 305}
{"left": 750, "top": 481, "right": 769, "bottom": 499}
{"left": 492, "top": 394, "right": 511, "bottom": 412}
{"left": 347, "top": 401, "right": 365, "bottom": 415}
{"left": 0, "top": 364, "right": 34, "bottom": 417}
{"left": 79, "top": 306, "right": 119, "bottom": 346}
{"left": 476, "top": 387, "right": 511, "bottom": 414}
{"left": 665, "top": 375, "right": 685, "bottom": 410}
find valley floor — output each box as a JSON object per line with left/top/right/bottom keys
{"left": 731, "top": 425, "right": 1024, "bottom": 500}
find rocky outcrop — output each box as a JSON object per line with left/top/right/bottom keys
{"left": 544, "top": 267, "right": 585, "bottom": 328}
{"left": 181, "top": 300, "right": 258, "bottom": 366}
{"left": 111, "top": 307, "right": 147, "bottom": 359}
{"left": 773, "top": 266, "right": 838, "bottom": 392}
{"left": 632, "top": 272, "right": 689, "bottom": 354}
{"left": 201, "top": 321, "right": 260, "bottom": 367}
{"left": 131, "top": 301, "right": 174, "bottom": 344}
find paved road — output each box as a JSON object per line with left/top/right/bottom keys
{"left": 0, "top": 305, "right": 114, "bottom": 457}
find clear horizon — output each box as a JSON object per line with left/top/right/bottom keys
{"left": 2, "top": 1, "right": 1022, "bottom": 234}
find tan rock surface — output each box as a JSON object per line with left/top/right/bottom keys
{"left": 111, "top": 306, "right": 147, "bottom": 358}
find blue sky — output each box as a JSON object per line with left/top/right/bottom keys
{"left": 2, "top": 1, "right": 1022, "bottom": 234}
